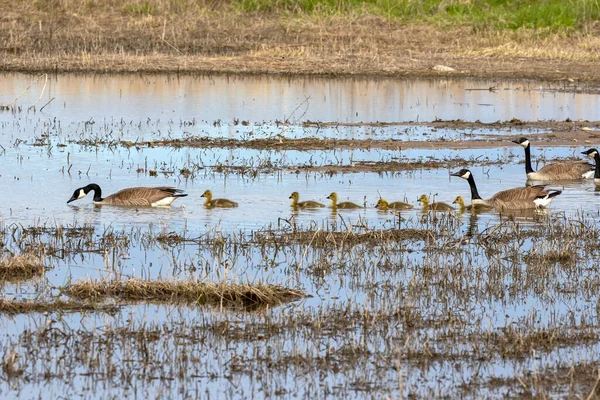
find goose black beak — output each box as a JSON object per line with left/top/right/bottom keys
{"left": 67, "top": 197, "right": 76, "bottom": 204}
{"left": 450, "top": 171, "right": 462, "bottom": 177}
{"left": 511, "top": 140, "right": 521, "bottom": 145}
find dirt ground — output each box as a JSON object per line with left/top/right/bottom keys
{"left": 2, "top": 4, "right": 600, "bottom": 85}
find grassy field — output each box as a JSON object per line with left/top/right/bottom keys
{"left": 2, "top": 0, "right": 600, "bottom": 80}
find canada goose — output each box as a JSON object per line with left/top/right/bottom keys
{"left": 67, "top": 184, "right": 187, "bottom": 207}
{"left": 375, "top": 198, "right": 413, "bottom": 210}
{"left": 289, "top": 192, "right": 325, "bottom": 209}
{"left": 417, "top": 195, "right": 454, "bottom": 211}
{"left": 326, "top": 192, "right": 362, "bottom": 209}
{"left": 452, "top": 196, "right": 471, "bottom": 212}
{"left": 581, "top": 148, "right": 600, "bottom": 183}
{"left": 450, "top": 169, "right": 561, "bottom": 210}
{"left": 201, "top": 190, "right": 238, "bottom": 208}
{"left": 512, "top": 137, "right": 594, "bottom": 180}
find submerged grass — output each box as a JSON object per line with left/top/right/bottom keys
{"left": 0, "top": 299, "right": 118, "bottom": 314}
{"left": 65, "top": 279, "right": 306, "bottom": 309}
{"left": 0, "top": 254, "right": 44, "bottom": 282}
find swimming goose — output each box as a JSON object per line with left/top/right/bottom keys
{"left": 326, "top": 192, "right": 362, "bottom": 209}
{"left": 418, "top": 195, "right": 454, "bottom": 211}
{"left": 452, "top": 196, "right": 471, "bottom": 212}
{"left": 201, "top": 190, "right": 238, "bottom": 208}
{"left": 512, "top": 137, "right": 594, "bottom": 180}
{"left": 375, "top": 198, "right": 413, "bottom": 210}
{"left": 581, "top": 148, "right": 600, "bottom": 184}
{"left": 289, "top": 192, "right": 325, "bottom": 209}
{"left": 450, "top": 169, "right": 561, "bottom": 210}
{"left": 67, "top": 184, "right": 187, "bottom": 206}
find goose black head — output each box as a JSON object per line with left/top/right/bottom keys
{"left": 582, "top": 148, "right": 599, "bottom": 158}
{"left": 512, "top": 137, "right": 530, "bottom": 148}
{"left": 67, "top": 187, "right": 89, "bottom": 204}
{"left": 450, "top": 169, "right": 471, "bottom": 180}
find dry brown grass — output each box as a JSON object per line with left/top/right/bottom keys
{"left": 0, "top": 254, "right": 45, "bottom": 282}
{"left": 2, "top": 1, "right": 600, "bottom": 81}
{"left": 0, "top": 298, "right": 118, "bottom": 314}
{"left": 65, "top": 278, "right": 305, "bottom": 309}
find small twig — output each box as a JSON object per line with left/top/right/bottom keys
{"left": 4, "top": 74, "right": 46, "bottom": 107}
{"left": 40, "top": 97, "right": 55, "bottom": 112}
{"left": 158, "top": 35, "right": 183, "bottom": 54}
{"left": 29, "top": 74, "right": 49, "bottom": 110}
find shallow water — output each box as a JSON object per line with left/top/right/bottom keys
{"left": 1, "top": 73, "right": 600, "bottom": 399}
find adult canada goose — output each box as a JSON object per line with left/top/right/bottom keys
{"left": 417, "top": 195, "right": 454, "bottom": 211}
{"left": 289, "top": 192, "right": 325, "bottom": 209}
{"left": 201, "top": 190, "right": 238, "bottom": 208}
{"left": 375, "top": 198, "right": 413, "bottom": 211}
{"left": 512, "top": 137, "right": 594, "bottom": 180}
{"left": 581, "top": 148, "right": 600, "bottom": 183}
{"left": 326, "top": 192, "right": 362, "bottom": 209}
{"left": 450, "top": 169, "right": 561, "bottom": 210}
{"left": 67, "top": 184, "right": 187, "bottom": 207}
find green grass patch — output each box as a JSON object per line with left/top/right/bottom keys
{"left": 234, "top": 0, "right": 600, "bottom": 33}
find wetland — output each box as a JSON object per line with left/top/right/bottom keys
{"left": 1, "top": 73, "right": 600, "bottom": 398}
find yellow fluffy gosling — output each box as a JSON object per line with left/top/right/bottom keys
{"left": 418, "top": 194, "right": 454, "bottom": 212}
{"left": 375, "top": 198, "right": 413, "bottom": 211}
{"left": 289, "top": 192, "right": 325, "bottom": 209}
{"left": 201, "top": 190, "right": 238, "bottom": 208}
{"left": 326, "top": 192, "right": 362, "bottom": 209}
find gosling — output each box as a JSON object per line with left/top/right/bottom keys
{"left": 289, "top": 192, "right": 325, "bottom": 209}
{"left": 375, "top": 198, "right": 413, "bottom": 211}
{"left": 418, "top": 194, "right": 454, "bottom": 212}
{"left": 326, "top": 192, "right": 362, "bottom": 209}
{"left": 201, "top": 190, "right": 238, "bottom": 208}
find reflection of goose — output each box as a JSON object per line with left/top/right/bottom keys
{"left": 513, "top": 137, "right": 594, "bottom": 180}
{"left": 418, "top": 195, "right": 454, "bottom": 211}
{"left": 201, "top": 190, "right": 238, "bottom": 208}
{"left": 67, "top": 184, "right": 187, "bottom": 206}
{"left": 326, "top": 192, "right": 361, "bottom": 209}
{"left": 289, "top": 192, "right": 325, "bottom": 209}
{"left": 581, "top": 148, "right": 600, "bottom": 184}
{"left": 451, "top": 169, "right": 561, "bottom": 210}
{"left": 375, "top": 198, "right": 413, "bottom": 210}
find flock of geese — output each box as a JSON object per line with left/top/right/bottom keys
{"left": 66, "top": 138, "right": 600, "bottom": 214}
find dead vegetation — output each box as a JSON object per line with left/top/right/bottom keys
{"left": 0, "top": 298, "right": 118, "bottom": 314}
{"left": 2, "top": 2, "right": 600, "bottom": 82}
{"left": 0, "top": 254, "right": 45, "bottom": 282}
{"left": 65, "top": 278, "right": 305, "bottom": 309}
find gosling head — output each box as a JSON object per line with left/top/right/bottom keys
{"left": 512, "top": 137, "right": 530, "bottom": 148}
{"left": 453, "top": 196, "right": 464, "bottom": 206}
{"left": 375, "top": 199, "right": 388, "bottom": 209}
{"left": 201, "top": 190, "right": 212, "bottom": 200}
{"left": 450, "top": 169, "right": 472, "bottom": 180}
{"left": 326, "top": 192, "right": 338, "bottom": 202}
{"left": 582, "top": 148, "right": 598, "bottom": 158}
{"left": 289, "top": 192, "right": 299, "bottom": 201}
{"left": 417, "top": 194, "right": 429, "bottom": 205}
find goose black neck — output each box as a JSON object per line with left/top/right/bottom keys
{"left": 86, "top": 184, "right": 103, "bottom": 202}
{"left": 524, "top": 144, "right": 535, "bottom": 174}
{"left": 595, "top": 153, "right": 600, "bottom": 179}
{"left": 466, "top": 174, "right": 482, "bottom": 200}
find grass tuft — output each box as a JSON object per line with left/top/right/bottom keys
{"left": 65, "top": 278, "right": 306, "bottom": 309}
{"left": 0, "top": 255, "right": 45, "bottom": 282}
